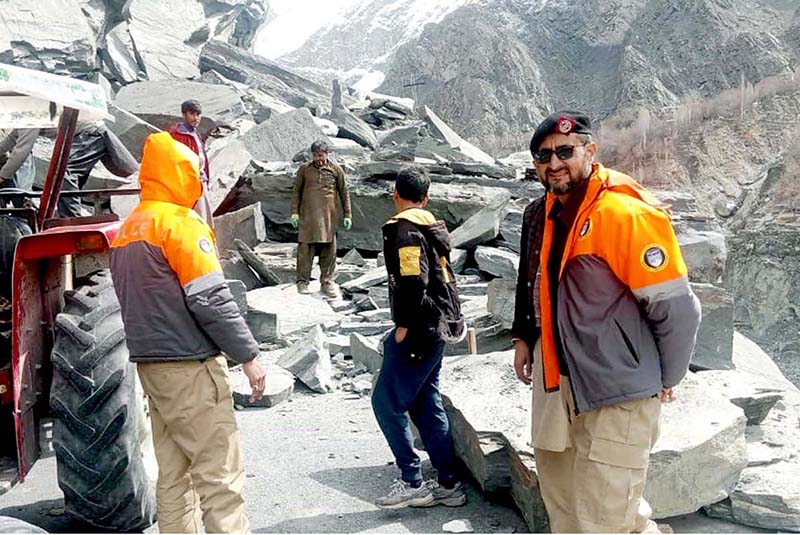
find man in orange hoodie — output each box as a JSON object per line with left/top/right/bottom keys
{"left": 520, "top": 112, "right": 701, "bottom": 533}
{"left": 110, "top": 132, "right": 265, "bottom": 533}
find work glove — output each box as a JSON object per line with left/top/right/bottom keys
{"left": 343, "top": 217, "right": 352, "bottom": 231}
{"left": 291, "top": 213, "right": 299, "bottom": 229}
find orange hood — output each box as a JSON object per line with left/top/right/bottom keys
{"left": 138, "top": 132, "right": 202, "bottom": 208}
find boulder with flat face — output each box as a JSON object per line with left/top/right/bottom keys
{"left": 475, "top": 247, "right": 520, "bottom": 279}
{"left": 241, "top": 108, "right": 327, "bottom": 163}
{"left": 450, "top": 195, "right": 511, "bottom": 250}
{"left": 277, "top": 325, "right": 332, "bottom": 393}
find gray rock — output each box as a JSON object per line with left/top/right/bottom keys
{"left": 221, "top": 255, "right": 263, "bottom": 290}
{"left": 691, "top": 283, "right": 734, "bottom": 371}
{"left": 334, "top": 264, "right": 371, "bottom": 285}
{"left": 327, "top": 334, "right": 351, "bottom": 357}
{"left": 423, "top": 106, "right": 496, "bottom": 165}
{"left": 475, "top": 247, "right": 520, "bottom": 279}
{"left": 106, "top": 105, "right": 160, "bottom": 161}
{"left": 341, "top": 267, "right": 387, "bottom": 293}
{"left": 101, "top": 23, "right": 143, "bottom": 84}
{"left": 444, "top": 315, "right": 512, "bottom": 357}
{"left": 329, "top": 107, "right": 378, "bottom": 150}
{"left": 451, "top": 249, "right": 467, "bottom": 274}
{"left": 126, "top": 0, "right": 208, "bottom": 80}
{"left": 314, "top": 117, "right": 339, "bottom": 136}
{"left": 500, "top": 200, "right": 530, "bottom": 253}
{"left": 0, "top": 0, "right": 96, "bottom": 75}
{"left": 247, "top": 285, "right": 342, "bottom": 337}
{"left": 342, "top": 249, "right": 366, "bottom": 266}
{"left": 460, "top": 282, "right": 489, "bottom": 296}
{"left": 209, "top": 0, "right": 270, "bottom": 51}
{"left": 678, "top": 227, "right": 727, "bottom": 284}
{"left": 646, "top": 373, "right": 748, "bottom": 519}
{"left": 448, "top": 162, "right": 515, "bottom": 179}
{"left": 487, "top": 279, "right": 516, "bottom": 330}
{"left": 350, "top": 333, "right": 382, "bottom": 374}
{"left": 358, "top": 309, "right": 392, "bottom": 322}
{"left": 206, "top": 139, "right": 254, "bottom": 215}
{"left": 227, "top": 279, "right": 248, "bottom": 317}
{"left": 451, "top": 195, "right": 511, "bottom": 250}
{"left": 442, "top": 519, "right": 474, "bottom": 533}
{"left": 115, "top": 81, "right": 247, "bottom": 131}
{"left": 277, "top": 325, "right": 332, "bottom": 393}
{"left": 241, "top": 108, "right": 326, "bottom": 163}
{"left": 235, "top": 239, "right": 282, "bottom": 286}
{"left": 213, "top": 203, "right": 266, "bottom": 258}
{"left": 200, "top": 39, "right": 331, "bottom": 111}
{"left": 368, "top": 286, "right": 390, "bottom": 309}
{"left": 245, "top": 308, "right": 279, "bottom": 343}
{"left": 232, "top": 363, "right": 294, "bottom": 409}
{"left": 338, "top": 321, "right": 393, "bottom": 336}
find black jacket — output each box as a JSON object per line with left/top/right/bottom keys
{"left": 382, "top": 208, "right": 464, "bottom": 351}
{"left": 511, "top": 195, "right": 546, "bottom": 348}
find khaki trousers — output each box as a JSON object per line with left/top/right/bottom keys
{"left": 137, "top": 355, "right": 249, "bottom": 534}
{"left": 296, "top": 236, "right": 336, "bottom": 284}
{"left": 534, "top": 372, "right": 661, "bottom": 533}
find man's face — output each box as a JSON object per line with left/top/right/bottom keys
{"left": 312, "top": 150, "right": 328, "bottom": 166}
{"left": 532, "top": 132, "right": 596, "bottom": 195}
{"left": 183, "top": 110, "right": 202, "bottom": 129}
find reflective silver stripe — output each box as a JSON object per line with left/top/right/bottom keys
{"left": 183, "top": 271, "right": 225, "bottom": 296}
{"left": 632, "top": 276, "right": 691, "bottom": 305}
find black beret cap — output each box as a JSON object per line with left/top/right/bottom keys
{"left": 529, "top": 111, "right": 593, "bottom": 154}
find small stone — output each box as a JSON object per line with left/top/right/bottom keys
{"left": 342, "top": 248, "right": 367, "bottom": 267}
{"left": 443, "top": 519, "right": 474, "bottom": 533}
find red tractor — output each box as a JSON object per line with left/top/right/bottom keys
{"left": 0, "top": 64, "right": 155, "bottom": 531}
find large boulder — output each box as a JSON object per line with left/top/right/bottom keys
{"left": 328, "top": 107, "right": 378, "bottom": 150}
{"left": 213, "top": 203, "right": 266, "bottom": 258}
{"left": 677, "top": 226, "right": 727, "bottom": 284}
{"left": 125, "top": 0, "right": 208, "bottom": 80}
{"left": 645, "top": 373, "right": 748, "bottom": 519}
{"left": 240, "top": 108, "right": 327, "bottom": 162}
{"left": 690, "top": 283, "right": 735, "bottom": 371}
{"left": 200, "top": 39, "right": 331, "bottom": 112}
{"left": 0, "top": 0, "right": 96, "bottom": 75}
{"left": 206, "top": 139, "right": 254, "bottom": 214}
{"left": 450, "top": 195, "right": 511, "bottom": 250}
{"left": 115, "top": 81, "right": 247, "bottom": 131}
{"left": 100, "top": 22, "right": 143, "bottom": 84}
{"left": 475, "top": 247, "right": 520, "bottom": 279}
{"left": 106, "top": 104, "right": 160, "bottom": 161}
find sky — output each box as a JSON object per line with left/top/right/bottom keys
{"left": 254, "top": 0, "right": 363, "bottom": 60}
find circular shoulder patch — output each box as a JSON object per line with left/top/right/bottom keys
{"left": 578, "top": 218, "right": 591, "bottom": 239}
{"left": 198, "top": 237, "right": 213, "bottom": 254}
{"left": 641, "top": 244, "right": 668, "bottom": 272}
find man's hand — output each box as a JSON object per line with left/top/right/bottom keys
{"left": 290, "top": 214, "right": 299, "bottom": 229}
{"left": 514, "top": 340, "right": 532, "bottom": 385}
{"left": 395, "top": 326, "right": 408, "bottom": 344}
{"left": 660, "top": 387, "right": 675, "bottom": 403}
{"left": 343, "top": 217, "right": 352, "bottom": 231}
{"left": 242, "top": 358, "right": 266, "bottom": 403}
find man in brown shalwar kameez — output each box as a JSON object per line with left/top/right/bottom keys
{"left": 291, "top": 140, "right": 352, "bottom": 298}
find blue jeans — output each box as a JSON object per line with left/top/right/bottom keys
{"left": 371, "top": 329, "right": 459, "bottom": 486}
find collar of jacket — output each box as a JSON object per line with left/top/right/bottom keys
{"left": 385, "top": 207, "right": 436, "bottom": 226}
{"left": 538, "top": 162, "right": 667, "bottom": 392}
{"left": 175, "top": 122, "right": 196, "bottom": 135}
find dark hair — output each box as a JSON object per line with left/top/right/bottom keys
{"left": 395, "top": 167, "right": 430, "bottom": 203}
{"left": 181, "top": 99, "right": 202, "bottom": 114}
{"left": 310, "top": 140, "right": 329, "bottom": 153}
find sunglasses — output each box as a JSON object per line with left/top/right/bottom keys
{"left": 532, "top": 143, "right": 587, "bottom": 164}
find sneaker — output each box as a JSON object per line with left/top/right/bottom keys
{"left": 321, "top": 281, "right": 341, "bottom": 299}
{"left": 375, "top": 479, "right": 433, "bottom": 510}
{"left": 296, "top": 281, "right": 310, "bottom": 294}
{"left": 413, "top": 480, "right": 466, "bottom": 507}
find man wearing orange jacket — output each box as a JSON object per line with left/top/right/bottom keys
{"left": 520, "top": 112, "right": 701, "bottom": 533}
{"left": 110, "top": 132, "right": 265, "bottom": 533}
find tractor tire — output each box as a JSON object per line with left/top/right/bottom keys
{"left": 49, "top": 270, "right": 155, "bottom": 532}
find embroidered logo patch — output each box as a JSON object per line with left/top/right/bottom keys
{"left": 556, "top": 116, "right": 575, "bottom": 134}
{"left": 198, "top": 237, "right": 213, "bottom": 254}
{"left": 578, "top": 219, "right": 591, "bottom": 239}
{"left": 642, "top": 244, "right": 668, "bottom": 271}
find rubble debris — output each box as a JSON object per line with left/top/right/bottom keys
{"left": 247, "top": 285, "right": 341, "bottom": 337}
{"left": 236, "top": 239, "right": 282, "bottom": 286}
{"left": 351, "top": 333, "right": 382, "bottom": 374}
{"left": 246, "top": 309, "right": 280, "bottom": 343}
{"left": 232, "top": 363, "right": 294, "bottom": 409}
{"left": 277, "top": 325, "right": 332, "bottom": 393}
{"left": 451, "top": 195, "right": 511, "bottom": 250}
{"left": 342, "top": 248, "right": 366, "bottom": 267}
{"left": 215, "top": 203, "right": 266, "bottom": 259}
{"left": 221, "top": 255, "right": 263, "bottom": 291}
{"left": 241, "top": 108, "right": 327, "bottom": 162}
{"left": 474, "top": 247, "right": 519, "bottom": 279}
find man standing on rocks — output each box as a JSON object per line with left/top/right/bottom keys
{"left": 519, "top": 112, "right": 701, "bottom": 533}
{"left": 290, "top": 139, "right": 352, "bottom": 298}
{"left": 110, "top": 132, "right": 265, "bottom": 533}
{"left": 169, "top": 99, "right": 214, "bottom": 227}
{"left": 372, "top": 167, "right": 466, "bottom": 510}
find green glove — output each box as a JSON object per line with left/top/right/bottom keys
{"left": 291, "top": 214, "right": 299, "bottom": 229}
{"left": 343, "top": 217, "right": 352, "bottom": 231}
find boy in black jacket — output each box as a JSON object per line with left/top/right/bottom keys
{"left": 372, "top": 167, "right": 466, "bottom": 510}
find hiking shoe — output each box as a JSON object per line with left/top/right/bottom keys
{"left": 321, "top": 281, "right": 341, "bottom": 299}
{"left": 296, "top": 281, "right": 310, "bottom": 294}
{"left": 375, "top": 479, "right": 433, "bottom": 510}
{"left": 413, "top": 480, "right": 467, "bottom": 507}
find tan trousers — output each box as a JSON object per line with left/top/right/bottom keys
{"left": 296, "top": 236, "right": 336, "bottom": 284}
{"left": 137, "top": 355, "right": 249, "bottom": 534}
{"left": 534, "top": 373, "right": 661, "bottom": 533}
